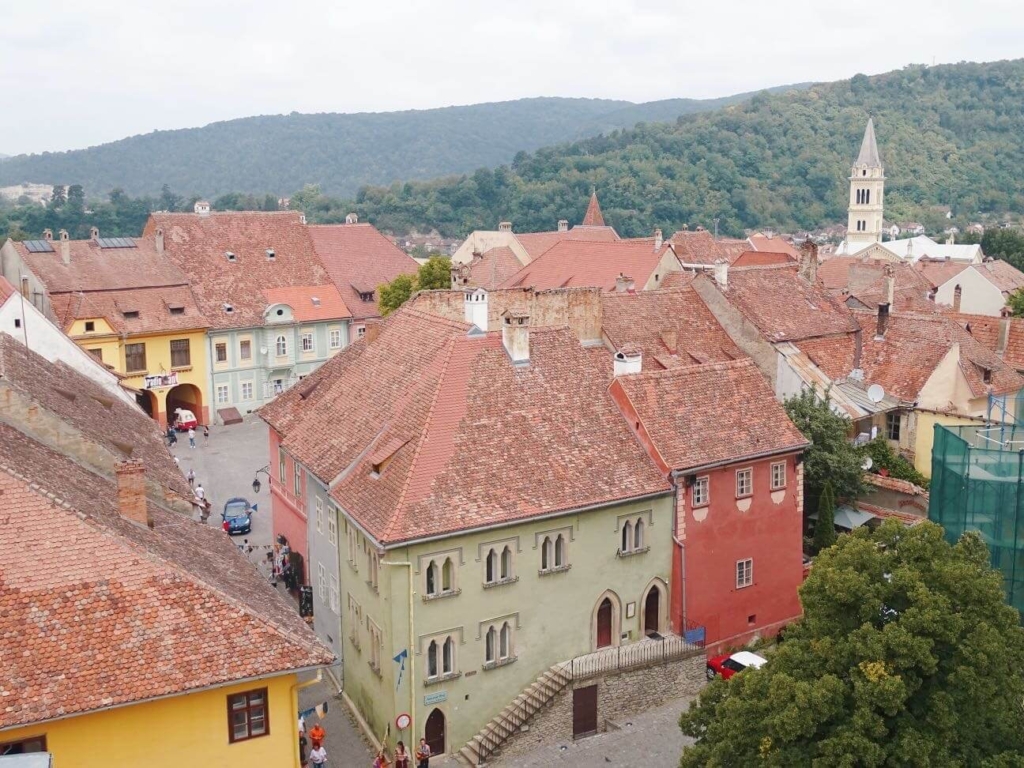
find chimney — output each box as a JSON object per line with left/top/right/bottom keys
{"left": 998, "top": 316, "right": 1011, "bottom": 356}
{"left": 615, "top": 273, "right": 629, "bottom": 293}
{"left": 194, "top": 200, "right": 210, "bottom": 216}
{"left": 115, "top": 459, "right": 152, "bottom": 528}
{"left": 713, "top": 259, "right": 728, "bottom": 289}
{"left": 20, "top": 275, "right": 29, "bottom": 299}
{"left": 799, "top": 238, "right": 818, "bottom": 284}
{"left": 464, "top": 288, "right": 488, "bottom": 331}
{"left": 299, "top": 213, "right": 307, "bottom": 225}
{"left": 498, "top": 221, "right": 512, "bottom": 233}
{"left": 42, "top": 229, "right": 53, "bottom": 241}
{"left": 883, "top": 263, "right": 896, "bottom": 308}
{"left": 946, "top": 232, "right": 955, "bottom": 245}
{"left": 876, "top": 303, "right": 890, "bottom": 339}
{"left": 853, "top": 327, "right": 863, "bottom": 369}
{"left": 346, "top": 213, "right": 359, "bottom": 225}
{"left": 59, "top": 229, "right": 70, "bottom": 265}
{"left": 613, "top": 345, "right": 643, "bottom": 376}
{"left": 654, "top": 228, "right": 663, "bottom": 250}
{"left": 155, "top": 227, "right": 165, "bottom": 254}
{"left": 501, "top": 310, "right": 530, "bottom": 365}
{"left": 363, "top": 318, "right": 381, "bottom": 345}
{"left": 557, "top": 219, "right": 569, "bottom": 233}
{"left": 953, "top": 284, "right": 962, "bottom": 313}
{"left": 90, "top": 226, "right": 99, "bottom": 241}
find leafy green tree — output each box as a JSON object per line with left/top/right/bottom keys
{"left": 983, "top": 229, "right": 1024, "bottom": 271}
{"left": 812, "top": 480, "right": 837, "bottom": 553}
{"left": 417, "top": 256, "right": 452, "bottom": 290}
{"left": 160, "top": 184, "right": 182, "bottom": 212}
{"left": 1008, "top": 288, "right": 1024, "bottom": 318}
{"left": 49, "top": 185, "right": 66, "bottom": 207}
{"left": 864, "top": 436, "right": 929, "bottom": 487}
{"left": 377, "top": 273, "right": 415, "bottom": 316}
{"left": 679, "top": 521, "right": 1024, "bottom": 767}
{"left": 784, "top": 388, "right": 866, "bottom": 507}
{"left": 66, "top": 184, "right": 85, "bottom": 210}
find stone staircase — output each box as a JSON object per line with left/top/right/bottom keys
{"left": 455, "top": 663, "right": 572, "bottom": 766}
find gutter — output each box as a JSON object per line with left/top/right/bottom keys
{"left": 676, "top": 443, "right": 809, "bottom": 477}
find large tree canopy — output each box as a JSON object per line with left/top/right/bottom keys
{"left": 679, "top": 521, "right": 1024, "bottom": 767}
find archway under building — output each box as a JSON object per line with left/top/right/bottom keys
{"left": 166, "top": 383, "right": 203, "bottom": 426}
{"left": 136, "top": 390, "right": 158, "bottom": 421}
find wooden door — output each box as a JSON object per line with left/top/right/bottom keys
{"left": 596, "top": 598, "right": 613, "bottom": 648}
{"left": 572, "top": 685, "right": 598, "bottom": 739}
{"left": 425, "top": 708, "right": 445, "bottom": 756}
{"left": 644, "top": 588, "right": 660, "bottom": 636}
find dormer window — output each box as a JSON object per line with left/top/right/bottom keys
{"left": 359, "top": 291, "right": 374, "bottom": 302}
{"left": 169, "top": 305, "right": 185, "bottom": 315}
{"left": 225, "top": 251, "right": 236, "bottom": 262}
{"left": 123, "top": 311, "right": 140, "bottom": 320}
{"left": 266, "top": 248, "right": 275, "bottom": 261}
{"left": 311, "top": 297, "right": 321, "bottom": 307}
{"left": 224, "top": 303, "right": 234, "bottom": 314}
{"left": 983, "top": 367, "right": 993, "bottom": 384}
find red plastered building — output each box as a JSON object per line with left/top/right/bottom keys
{"left": 268, "top": 425, "right": 308, "bottom": 580}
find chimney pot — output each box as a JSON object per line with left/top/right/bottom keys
{"left": 115, "top": 459, "right": 152, "bottom": 528}
{"left": 498, "top": 221, "right": 512, "bottom": 233}
{"left": 346, "top": 213, "right": 359, "bottom": 225}
{"left": 883, "top": 263, "right": 895, "bottom": 308}
{"left": 713, "top": 259, "right": 729, "bottom": 289}
{"left": 43, "top": 229, "right": 53, "bottom": 241}
{"left": 58, "top": 230, "right": 70, "bottom": 265}
{"left": 501, "top": 310, "right": 530, "bottom": 365}
{"left": 464, "top": 288, "right": 489, "bottom": 331}
{"left": 613, "top": 345, "right": 643, "bottom": 376}
{"left": 194, "top": 200, "right": 210, "bottom": 216}
{"left": 299, "top": 213, "right": 307, "bottom": 225}
{"left": 654, "top": 228, "right": 663, "bottom": 251}
{"left": 155, "top": 227, "right": 164, "bottom": 254}
{"left": 557, "top": 219, "right": 569, "bottom": 233}
{"left": 90, "top": 226, "right": 99, "bottom": 241}
{"left": 20, "top": 275, "right": 29, "bottom": 299}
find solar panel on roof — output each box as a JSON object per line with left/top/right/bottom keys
{"left": 96, "top": 237, "right": 136, "bottom": 249}
{"left": 22, "top": 239, "right": 54, "bottom": 253}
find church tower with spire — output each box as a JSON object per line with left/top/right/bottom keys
{"left": 845, "top": 118, "right": 885, "bottom": 250}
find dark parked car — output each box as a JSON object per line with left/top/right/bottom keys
{"left": 222, "top": 497, "right": 254, "bottom": 535}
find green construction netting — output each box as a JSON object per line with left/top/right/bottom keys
{"left": 930, "top": 424, "right": 1024, "bottom": 617}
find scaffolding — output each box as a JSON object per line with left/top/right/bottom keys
{"left": 929, "top": 424, "right": 1024, "bottom": 616}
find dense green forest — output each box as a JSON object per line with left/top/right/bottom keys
{"left": 0, "top": 88, "right": 805, "bottom": 198}
{"left": 320, "top": 59, "right": 1024, "bottom": 238}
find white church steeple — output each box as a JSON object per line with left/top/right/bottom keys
{"left": 845, "top": 118, "right": 885, "bottom": 250}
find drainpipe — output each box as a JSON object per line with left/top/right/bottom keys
{"left": 290, "top": 669, "right": 324, "bottom": 768}
{"left": 383, "top": 558, "right": 416, "bottom": 747}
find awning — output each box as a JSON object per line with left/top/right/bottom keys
{"left": 809, "top": 504, "right": 877, "bottom": 530}
{"left": 217, "top": 407, "right": 243, "bottom": 425}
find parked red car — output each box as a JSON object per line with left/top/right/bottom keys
{"left": 706, "top": 650, "right": 767, "bottom": 680}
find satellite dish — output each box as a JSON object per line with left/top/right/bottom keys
{"left": 867, "top": 384, "right": 885, "bottom": 403}
{"left": 862, "top": 456, "right": 874, "bottom": 471}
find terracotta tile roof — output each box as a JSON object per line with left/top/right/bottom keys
{"left": 951, "top": 314, "right": 1024, "bottom": 372}
{"left": 12, "top": 236, "right": 188, "bottom": 293}
{"left": 669, "top": 229, "right": 724, "bottom": 265}
{"left": 0, "top": 423, "right": 333, "bottom": 730}
{"left": 976, "top": 260, "right": 1024, "bottom": 294}
{"left": 261, "top": 308, "right": 670, "bottom": 545}
{"left": 262, "top": 284, "right": 352, "bottom": 322}
{"left": 601, "top": 287, "right": 742, "bottom": 369}
{"left": 144, "top": 212, "right": 331, "bottom": 329}
{"left": 854, "top": 311, "right": 1024, "bottom": 400}
{"left": 0, "top": 334, "right": 191, "bottom": 500}
{"left": 865, "top": 472, "right": 927, "bottom": 495}
{"left": 514, "top": 226, "right": 620, "bottom": 260}
{"left": 716, "top": 238, "right": 750, "bottom": 261}
{"left": 796, "top": 334, "right": 859, "bottom": 380}
{"left": 747, "top": 233, "right": 801, "bottom": 259}
{"left": 614, "top": 359, "right": 809, "bottom": 471}
{"left": 711, "top": 264, "right": 860, "bottom": 342}
{"left": 658, "top": 271, "right": 696, "bottom": 289}
{"left": 818, "top": 256, "right": 858, "bottom": 290}
{"left": 501, "top": 239, "right": 676, "bottom": 292}
{"left": 49, "top": 286, "right": 208, "bottom": 335}
{"left": 914, "top": 258, "right": 970, "bottom": 289}
{"left": 731, "top": 250, "right": 796, "bottom": 267}
{"left": 582, "top": 191, "right": 606, "bottom": 227}
{"left": 457, "top": 247, "right": 524, "bottom": 289}
{"left": 307, "top": 223, "right": 419, "bottom": 320}
{"left": 0, "top": 275, "right": 15, "bottom": 302}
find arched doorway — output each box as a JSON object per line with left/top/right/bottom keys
{"left": 136, "top": 390, "right": 157, "bottom": 420}
{"left": 644, "top": 588, "right": 661, "bottom": 636}
{"left": 597, "top": 599, "right": 613, "bottom": 648}
{"left": 425, "top": 708, "right": 446, "bottom": 756}
{"left": 166, "top": 383, "right": 203, "bottom": 426}
{"left": 591, "top": 590, "right": 621, "bottom": 650}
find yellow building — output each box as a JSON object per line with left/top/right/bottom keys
{"left": 1, "top": 229, "right": 211, "bottom": 426}
{"left": 0, "top": 335, "right": 334, "bottom": 765}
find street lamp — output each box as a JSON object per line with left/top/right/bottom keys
{"left": 252, "top": 465, "right": 271, "bottom": 495}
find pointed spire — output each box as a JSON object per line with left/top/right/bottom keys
{"left": 582, "top": 190, "right": 605, "bottom": 227}
{"left": 856, "top": 118, "right": 882, "bottom": 168}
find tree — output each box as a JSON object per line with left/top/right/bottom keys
{"left": 49, "top": 185, "right": 66, "bottom": 207}
{"left": 417, "top": 256, "right": 452, "bottom": 290}
{"left": 679, "top": 521, "right": 1024, "bottom": 766}
{"left": 377, "top": 274, "right": 415, "bottom": 316}
{"left": 1006, "top": 287, "right": 1024, "bottom": 317}
{"left": 784, "top": 387, "right": 866, "bottom": 507}
{"left": 864, "top": 436, "right": 929, "bottom": 487}
{"left": 812, "top": 480, "right": 837, "bottom": 553}
{"left": 66, "top": 184, "right": 85, "bottom": 210}
{"left": 160, "top": 184, "right": 182, "bottom": 212}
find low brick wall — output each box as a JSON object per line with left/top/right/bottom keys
{"left": 495, "top": 652, "right": 705, "bottom": 762}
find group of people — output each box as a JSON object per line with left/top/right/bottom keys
{"left": 300, "top": 718, "right": 327, "bottom": 765}
{"left": 373, "top": 737, "right": 432, "bottom": 768}
{"left": 166, "top": 424, "right": 209, "bottom": 448}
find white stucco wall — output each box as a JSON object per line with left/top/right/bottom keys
{"left": 935, "top": 267, "right": 1005, "bottom": 316}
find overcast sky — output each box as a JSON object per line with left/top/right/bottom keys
{"left": 3, "top": 0, "right": 1022, "bottom": 156}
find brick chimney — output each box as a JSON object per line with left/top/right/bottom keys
{"left": 613, "top": 344, "right": 643, "bottom": 375}
{"left": 501, "top": 310, "right": 530, "bottom": 365}
{"left": 558, "top": 220, "right": 569, "bottom": 233}
{"left": 363, "top": 318, "right": 381, "bottom": 344}
{"left": 713, "top": 259, "right": 728, "bottom": 289}
{"left": 155, "top": 227, "right": 165, "bottom": 255}
{"left": 799, "top": 238, "right": 818, "bottom": 284}
{"left": 90, "top": 226, "right": 99, "bottom": 241}
{"left": 876, "top": 303, "right": 890, "bottom": 339}
{"left": 59, "top": 230, "right": 70, "bottom": 265}
{"left": 115, "top": 459, "right": 152, "bottom": 528}
{"left": 498, "top": 221, "right": 512, "bottom": 233}
{"left": 654, "top": 228, "right": 663, "bottom": 251}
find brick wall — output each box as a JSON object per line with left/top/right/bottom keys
{"left": 496, "top": 653, "right": 705, "bottom": 761}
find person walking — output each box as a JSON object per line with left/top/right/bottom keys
{"left": 167, "top": 427, "right": 177, "bottom": 447}
{"left": 188, "top": 427, "right": 196, "bottom": 449}
{"left": 309, "top": 723, "right": 326, "bottom": 746}
{"left": 187, "top": 468, "right": 196, "bottom": 488}
{"left": 203, "top": 425, "right": 210, "bottom": 446}
{"left": 308, "top": 742, "right": 327, "bottom": 767}
{"left": 194, "top": 483, "right": 205, "bottom": 504}
{"left": 416, "top": 738, "right": 431, "bottom": 768}
{"left": 394, "top": 741, "right": 410, "bottom": 768}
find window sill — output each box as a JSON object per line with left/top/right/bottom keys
{"left": 125, "top": 370, "right": 147, "bottom": 376}
{"left": 482, "top": 656, "right": 517, "bottom": 672}
{"left": 171, "top": 365, "right": 193, "bottom": 372}
{"left": 692, "top": 502, "right": 709, "bottom": 510}
{"left": 617, "top": 546, "right": 650, "bottom": 559}
{"left": 424, "top": 672, "right": 461, "bottom": 688}
{"left": 538, "top": 564, "right": 571, "bottom": 577}
{"left": 423, "top": 588, "right": 461, "bottom": 603}
{"left": 735, "top": 494, "right": 752, "bottom": 501}
{"left": 770, "top": 485, "right": 787, "bottom": 492}
{"left": 368, "top": 661, "right": 383, "bottom": 679}
{"left": 482, "top": 576, "right": 519, "bottom": 590}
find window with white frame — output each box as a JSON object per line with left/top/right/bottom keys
{"left": 328, "top": 508, "right": 338, "bottom": 547}
{"left": 315, "top": 497, "right": 323, "bottom": 534}
{"left": 329, "top": 574, "right": 339, "bottom": 614}
{"left": 484, "top": 621, "right": 515, "bottom": 666}
{"left": 735, "top": 468, "right": 753, "bottom": 498}
{"left": 329, "top": 328, "right": 342, "bottom": 349}
{"left": 736, "top": 558, "right": 753, "bottom": 589}
{"left": 240, "top": 381, "right": 254, "bottom": 401}
{"left": 426, "top": 635, "right": 457, "bottom": 679}
{"left": 275, "top": 335, "right": 287, "bottom": 357}
{"left": 301, "top": 332, "right": 314, "bottom": 353}
{"left": 216, "top": 383, "right": 229, "bottom": 404}
{"left": 484, "top": 545, "right": 515, "bottom": 584}
{"left": 540, "top": 534, "right": 567, "bottom": 572}
{"left": 317, "top": 562, "right": 326, "bottom": 601}
{"left": 692, "top": 476, "right": 709, "bottom": 507}
{"left": 770, "top": 461, "right": 786, "bottom": 491}
{"left": 887, "top": 411, "right": 901, "bottom": 441}
{"left": 425, "top": 556, "right": 456, "bottom": 597}
{"left": 619, "top": 517, "right": 647, "bottom": 555}
{"left": 368, "top": 619, "right": 383, "bottom": 673}
{"left": 356, "top": 325, "right": 366, "bottom": 339}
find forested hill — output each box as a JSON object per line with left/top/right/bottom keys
{"left": 340, "top": 59, "right": 1024, "bottom": 238}
{"left": 0, "top": 88, "right": 806, "bottom": 198}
